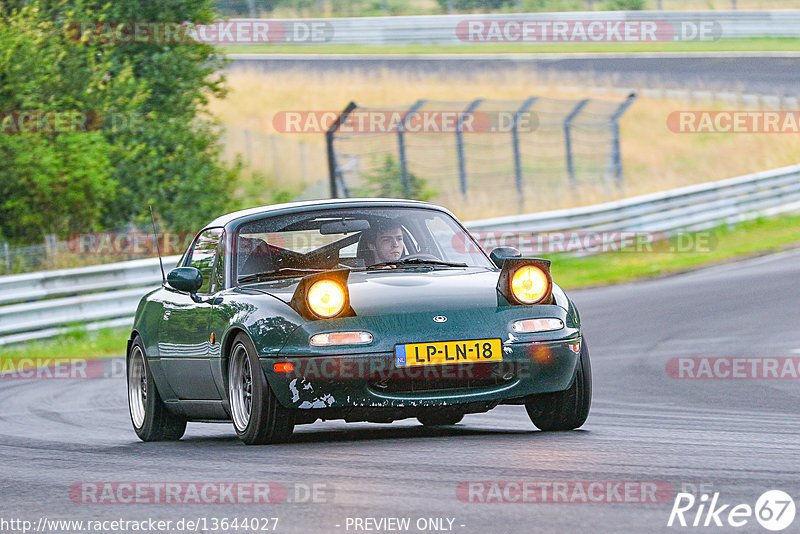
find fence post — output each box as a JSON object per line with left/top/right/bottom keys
{"left": 564, "top": 98, "right": 590, "bottom": 186}
{"left": 456, "top": 98, "right": 484, "bottom": 197}
{"left": 44, "top": 234, "right": 57, "bottom": 269}
{"left": 326, "top": 101, "right": 358, "bottom": 198}
{"left": 247, "top": 0, "right": 256, "bottom": 17}
{"left": 2, "top": 242, "right": 9, "bottom": 272}
{"left": 609, "top": 93, "right": 638, "bottom": 189}
{"left": 397, "top": 99, "right": 427, "bottom": 198}
{"left": 511, "top": 97, "right": 537, "bottom": 212}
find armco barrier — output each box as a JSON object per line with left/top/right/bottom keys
{"left": 1, "top": 163, "right": 799, "bottom": 346}
{"left": 223, "top": 11, "right": 800, "bottom": 46}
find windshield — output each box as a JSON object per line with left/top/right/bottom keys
{"left": 234, "top": 206, "right": 494, "bottom": 283}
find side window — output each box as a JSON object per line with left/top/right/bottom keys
{"left": 211, "top": 231, "right": 226, "bottom": 293}
{"left": 188, "top": 229, "right": 222, "bottom": 294}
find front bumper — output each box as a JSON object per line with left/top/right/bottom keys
{"left": 262, "top": 336, "right": 581, "bottom": 410}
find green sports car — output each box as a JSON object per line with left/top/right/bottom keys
{"left": 127, "top": 199, "right": 590, "bottom": 445}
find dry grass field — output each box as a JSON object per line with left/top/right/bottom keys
{"left": 209, "top": 68, "right": 800, "bottom": 219}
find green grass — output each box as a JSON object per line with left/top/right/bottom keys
{"left": 546, "top": 214, "right": 800, "bottom": 289}
{"left": 0, "top": 327, "right": 127, "bottom": 366}
{"left": 2, "top": 214, "right": 799, "bottom": 361}
{"left": 220, "top": 38, "right": 800, "bottom": 55}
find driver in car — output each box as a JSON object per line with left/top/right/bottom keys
{"left": 363, "top": 220, "right": 404, "bottom": 265}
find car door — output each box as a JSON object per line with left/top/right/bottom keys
{"left": 158, "top": 228, "right": 224, "bottom": 400}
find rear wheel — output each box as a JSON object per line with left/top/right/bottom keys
{"left": 525, "top": 338, "right": 592, "bottom": 431}
{"left": 417, "top": 411, "right": 464, "bottom": 426}
{"left": 127, "top": 337, "right": 187, "bottom": 441}
{"left": 228, "top": 333, "right": 294, "bottom": 445}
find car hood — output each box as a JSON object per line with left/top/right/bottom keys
{"left": 245, "top": 267, "right": 504, "bottom": 315}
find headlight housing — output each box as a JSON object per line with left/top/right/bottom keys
{"left": 290, "top": 269, "right": 352, "bottom": 320}
{"left": 497, "top": 258, "right": 553, "bottom": 306}
{"left": 307, "top": 280, "right": 346, "bottom": 318}
{"left": 510, "top": 266, "right": 550, "bottom": 304}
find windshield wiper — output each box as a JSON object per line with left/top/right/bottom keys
{"left": 238, "top": 268, "right": 325, "bottom": 284}
{"left": 366, "top": 258, "right": 468, "bottom": 270}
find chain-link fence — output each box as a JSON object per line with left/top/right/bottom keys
{"left": 0, "top": 224, "right": 165, "bottom": 276}
{"left": 327, "top": 94, "right": 636, "bottom": 215}
{"left": 221, "top": 126, "right": 325, "bottom": 184}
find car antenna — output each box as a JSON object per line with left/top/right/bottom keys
{"left": 149, "top": 205, "right": 166, "bottom": 286}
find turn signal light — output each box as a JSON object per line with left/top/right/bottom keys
{"left": 310, "top": 331, "right": 373, "bottom": 346}
{"left": 273, "top": 362, "right": 294, "bottom": 373}
{"left": 512, "top": 318, "right": 564, "bottom": 333}
{"left": 307, "top": 280, "right": 346, "bottom": 318}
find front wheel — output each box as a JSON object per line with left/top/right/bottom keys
{"left": 525, "top": 338, "right": 592, "bottom": 431}
{"left": 128, "top": 337, "right": 187, "bottom": 441}
{"left": 228, "top": 333, "right": 294, "bottom": 445}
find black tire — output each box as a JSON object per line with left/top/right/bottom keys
{"left": 228, "top": 333, "right": 294, "bottom": 445}
{"left": 525, "top": 338, "right": 592, "bottom": 431}
{"left": 417, "top": 411, "right": 464, "bottom": 426}
{"left": 127, "top": 336, "right": 187, "bottom": 441}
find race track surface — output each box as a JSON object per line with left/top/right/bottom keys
{"left": 229, "top": 54, "right": 800, "bottom": 96}
{"left": 1, "top": 249, "right": 799, "bottom": 533}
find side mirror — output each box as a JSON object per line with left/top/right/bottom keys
{"left": 167, "top": 267, "right": 203, "bottom": 294}
{"left": 489, "top": 247, "right": 522, "bottom": 268}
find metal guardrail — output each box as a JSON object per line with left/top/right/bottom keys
{"left": 1, "top": 163, "right": 800, "bottom": 346}
{"left": 225, "top": 11, "right": 800, "bottom": 45}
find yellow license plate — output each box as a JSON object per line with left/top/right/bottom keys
{"left": 395, "top": 339, "right": 503, "bottom": 368}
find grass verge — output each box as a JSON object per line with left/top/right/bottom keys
{"left": 220, "top": 38, "right": 800, "bottom": 55}
{"left": 546, "top": 214, "right": 800, "bottom": 289}
{"left": 0, "top": 327, "right": 128, "bottom": 366}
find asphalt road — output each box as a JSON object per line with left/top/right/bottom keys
{"left": 229, "top": 54, "right": 800, "bottom": 96}
{"left": 1, "top": 249, "right": 799, "bottom": 533}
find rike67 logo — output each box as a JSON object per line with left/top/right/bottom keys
{"left": 668, "top": 490, "right": 796, "bottom": 531}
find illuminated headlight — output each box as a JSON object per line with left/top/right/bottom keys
{"left": 310, "top": 332, "right": 373, "bottom": 346}
{"left": 510, "top": 266, "right": 550, "bottom": 304}
{"left": 512, "top": 318, "right": 564, "bottom": 333}
{"left": 306, "top": 280, "right": 346, "bottom": 318}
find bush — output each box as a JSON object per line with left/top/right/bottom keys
{"left": 602, "top": 0, "right": 646, "bottom": 10}
{"left": 435, "top": 0, "right": 514, "bottom": 11}
{"left": 353, "top": 155, "right": 437, "bottom": 201}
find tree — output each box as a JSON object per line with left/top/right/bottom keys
{"left": 0, "top": 0, "right": 238, "bottom": 244}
